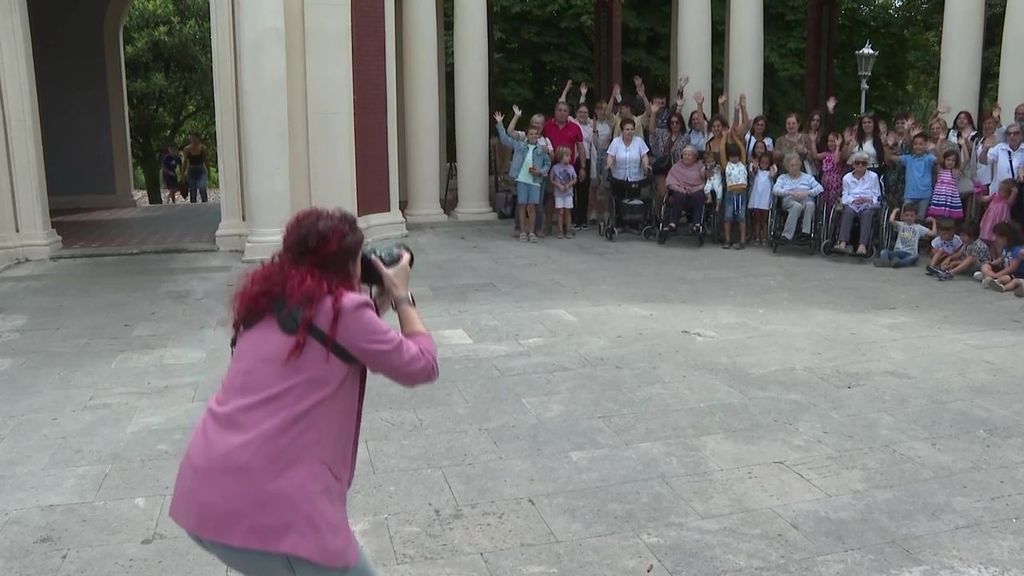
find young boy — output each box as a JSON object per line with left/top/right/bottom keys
{"left": 937, "top": 222, "right": 990, "bottom": 280}
{"left": 162, "top": 144, "right": 183, "bottom": 204}
{"left": 926, "top": 219, "right": 962, "bottom": 275}
{"left": 898, "top": 133, "right": 936, "bottom": 219}
{"left": 550, "top": 147, "right": 578, "bottom": 239}
{"left": 874, "top": 204, "right": 936, "bottom": 268}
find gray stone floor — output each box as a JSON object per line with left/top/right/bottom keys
{"left": 1, "top": 221, "right": 1023, "bottom": 576}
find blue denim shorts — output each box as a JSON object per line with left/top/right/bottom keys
{"left": 516, "top": 181, "right": 540, "bottom": 204}
{"left": 723, "top": 192, "right": 747, "bottom": 221}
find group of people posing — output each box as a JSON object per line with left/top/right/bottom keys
{"left": 494, "top": 76, "right": 1024, "bottom": 293}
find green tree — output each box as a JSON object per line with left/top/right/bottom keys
{"left": 123, "top": 0, "right": 215, "bottom": 204}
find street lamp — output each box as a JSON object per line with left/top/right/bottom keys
{"left": 855, "top": 41, "right": 879, "bottom": 115}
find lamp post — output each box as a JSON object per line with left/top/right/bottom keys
{"left": 855, "top": 41, "right": 879, "bottom": 115}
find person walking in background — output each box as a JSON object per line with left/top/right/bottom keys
{"left": 162, "top": 143, "right": 183, "bottom": 204}
{"left": 183, "top": 133, "right": 210, "bottom": 203}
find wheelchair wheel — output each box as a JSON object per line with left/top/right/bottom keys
{"left": 656, "top": 228, "right": 668, "bottom": 245}
{"left": 642, "top": 226, "right": 656, "bottom": 241}
{"left": 605, "top": 227, "right": 617, "bottom": 241}
{"left": 821, "top": 239, "right": 835, "bottom": 257}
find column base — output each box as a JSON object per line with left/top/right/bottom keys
{"left": 0, "top": 235, "right": 21, "bottom": 271}
{"left": 403, "top": 209, "right": 449, "bottom": 224}
{"left": 242, "top": 229, "right": 283, "bottom": 262}
{"left": 359, "top": 210, "right": 408, "bottom": 243}
{"left": 17, "top": 229, "right": 62, "bottom": 260}
{"left": 215, "top": 219, "right": 248, "bottom": 252}
{"left": 450, "top": 208, "right": 496, "bottom": 221}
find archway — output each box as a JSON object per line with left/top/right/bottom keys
{"left": 24, "top": 0, "right": 224, "bottom": 252}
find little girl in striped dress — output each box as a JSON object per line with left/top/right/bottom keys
{"left": 928, "top": 149, "right": 964, "bottom": 220}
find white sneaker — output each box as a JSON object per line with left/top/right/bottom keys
{"left": 973, "top": 271, "right": 984, "bottom": 281}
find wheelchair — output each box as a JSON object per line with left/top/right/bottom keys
{"left": 655, "top": 190, "right": 719, "bottom": 247}
{"left": 601, "top": 177, "right": 657, "bottom": 241}
{"left": 768, "top": 195, "right": 819, "bottom": 254}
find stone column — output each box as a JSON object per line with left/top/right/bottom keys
{"left": 0, "top": 0, "right": 61, "bottom": 259}
{"left": 451, "top": 0, "right": 496, "bottom": 220}
{"left": 998, "top": 0, "right": 1024, "bottom": 117}
{"left": 401, "top": 0, "right": 446, "bottom": 222}
{"left": 677, "top": 0, "right": 712, "bottom": 118}
{"left": 0, "top": 91, "right": 19, "bottom": 266}
{"left": 938, "top": 0, "right": 984, "bottom": 124}
{"left": 209, "top": 0, "right": 247, "bottom": 251}
{"left": 727, "top": 0, "right": 764, "bottom": 117}
{"left": 235, "top": 0, "right": 292, "bottom": 262}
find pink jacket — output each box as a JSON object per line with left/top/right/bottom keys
{"left": 170, "top": 291, "right": 438, "bottom": 568}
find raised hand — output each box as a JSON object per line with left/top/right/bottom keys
{"left": 936, "top": 102, "right": 951, "bottom": 115}
{"left": 580, "top": 82, "right": 588, "bottom": 96}
{"left": 694, "top": 91, "right": 704, "bottom": 106}
{"left": 718, "top": 92, "right": 728, "bottom": 107}
{"left": 826, "top": 96, "right": 837, "bottom": 112}
{"left": 678, "top": 75, "right": 690, "bottom": 89}
{"left": 612, "top": 84, "right": 622, "bottom": 102}
{"left": 512, "top": 104, "right": 522, "bottom": 117}
{"left": 992, "top": 103, "right": 1002, "bottom": 120}
{"left": 738, "top": 94, "right": 747, "bottom": 108}
{"left": 564, "top": 79, "right": 573, "bottom": 91}
{"left": 633, "top": 75, "right": 644, "bottom": 89}
{"left": 493, "top": 111, "right": 504, "bottom": 123}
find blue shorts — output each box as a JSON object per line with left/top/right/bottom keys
{"left": 723, "top": 192, "right": 747, "bottom": 221}
{"left": 516, "top": 181, "right": 540, "bottom": 204}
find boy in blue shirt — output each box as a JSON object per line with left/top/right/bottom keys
{"left": 898, "top": 133, "right": 936, "bottom": 219}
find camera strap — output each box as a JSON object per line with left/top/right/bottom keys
{"left": 272, "top": 298, "right": 358, "bottom": 364}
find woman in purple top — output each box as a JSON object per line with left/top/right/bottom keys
{"left": 170, "top": 208, "right": 438, "bottom": 575}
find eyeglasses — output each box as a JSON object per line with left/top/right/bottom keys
{"left": 853, "top": 161, "right": 867, "bottom": 166}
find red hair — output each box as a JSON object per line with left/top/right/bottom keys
{"left": 232, "top": 208, "right": 364, "bottom": 359}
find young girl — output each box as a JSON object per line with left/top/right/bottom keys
{"left": 980, "top": 221, "right": 1024, "bottom": 296}
{"left": 980, "top": 178, "right": 1016, "bottom": 245}
{"left": 927, "top": 149, "right": 964, "bottom": 220}
{"left": 722, "top": 142, "right": 748, "bottom": 249}
{"left": 748, "top": 150, "right": 776, "bottom": 246}
{"left": 550, "top": 147, "right": 578, "bottom": 239}
{"left": 815, "top": 131, "right": 844, "bottom": 210}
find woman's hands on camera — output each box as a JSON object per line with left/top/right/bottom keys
{"left": 373, "top": 251, "right": 412, "bottom": 302}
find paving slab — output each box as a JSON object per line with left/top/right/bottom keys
{"left": 4, "top": 223, "right": 1024, "bottom": 574}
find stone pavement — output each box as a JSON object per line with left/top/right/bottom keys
{"left": 51, "top": 204, "right": 220, "bottom": 252}
{"left": 1, "top": 221, "right": 1023, "bottom": 575}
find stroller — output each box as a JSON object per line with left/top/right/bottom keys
{"left": 601, "top": 177, "right": 656, "bottom": 241}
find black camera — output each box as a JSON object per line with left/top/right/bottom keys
{"left": 360, "top": 243, "right": 414, "bottom": 288}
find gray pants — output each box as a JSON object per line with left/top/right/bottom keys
{"left": 192, "top": 536, "right": 376, "bottom": 576}
{"left": 839, "top": 207, "right": 878, "bottom": 247}
{"left": 782, "top": 196, "right": 815, "bottom": 239}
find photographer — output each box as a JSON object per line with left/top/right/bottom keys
{"left": 169, "top": 208, "right": 437, "bottom": 575}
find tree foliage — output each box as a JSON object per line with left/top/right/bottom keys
{"left": 478, "top": 0, "right": 1007, "bottom": 138}
{"left": 123, "top": 0, "right": 215, "bottom": 204}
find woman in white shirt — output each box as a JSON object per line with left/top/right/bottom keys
{"left": 606, "top": 117, "right": 650, "bottom": 229}
{"left": 835, "top": 152, "right": 882, "bottom": 256}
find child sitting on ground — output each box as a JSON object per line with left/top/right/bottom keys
{"left": 926, "top": 219, "right": 962, "bottom": 275}
{"left": 936, "top": 221, "right": 990, "bottom": 280}
{"left": 550, "top": 147, "right": 578, "bottom": 239}
{"left": 722, "top": 142, "right": 748, "bottom": 249}
{"left": 979, "top": 221, "right": 1024, "bottom": 296}
{"left": 874, "top": 204, "right": 936, "bottom": 268}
